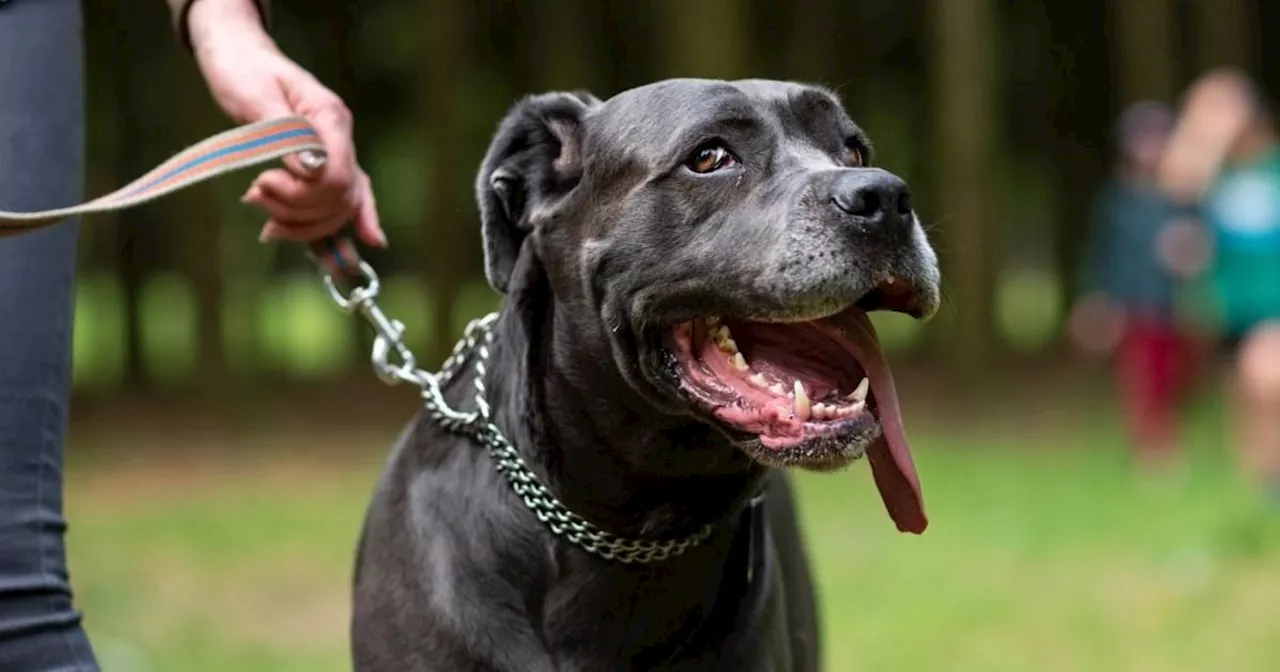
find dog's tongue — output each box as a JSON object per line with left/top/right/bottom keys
{"left": 844, "top": 311, "right": 928, "bottom": 534}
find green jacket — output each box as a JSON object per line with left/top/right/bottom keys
{"left": 1203, "top": 147, "right": 1280, "bottom": 336}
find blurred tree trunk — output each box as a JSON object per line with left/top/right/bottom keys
{"left": 148, "top": 11, "right": 229, "bottom": 394}
{"left": 1193, "top": 0, "right": 1256, "bottom": 71}
{"left": 324, "top": 3, "right": 370, "bottom": 368}
{"left": 930, "top": 0, "right": 1000, "bottom": 372}
{"left": 531, "top": 0, "right": 596, "bottom": 92}
{"left": 80, "top": 1, "right": 121, "bottom": 280}
{"left": 419, "top": 0, "right": 471, "bottom": 367}
{"left": 784, "top": 0, "right": 838, "bottom": 82}
{"left": 1113, "top": 0, "right": 1177, "bottom": 103}
{"left": 602, "top": 0, "right": 661, "bottom": 88}
{"left": 115, "top": 203, "right": 151, "bottom": 389}
{"left": 1044, "top": 0, "right": 1113, "bottom": 341}
{"left": 169, "top": 83, "right": 229, "bottom": 394}
{"left": 109, "top": 0, "right": 164, "bottom": 392}
{"left": 660, "top": 0, "right": 749, "bottom": 78}
{"left": 107, "top": 0, "right": 230, "bottom": 394}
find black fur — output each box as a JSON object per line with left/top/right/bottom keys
{"left": 351, "top": 79, "right": 941, "bottom": 671}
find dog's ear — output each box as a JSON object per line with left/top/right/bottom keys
{"left": 476, "top": 90, "right": 602, "bottom": 293}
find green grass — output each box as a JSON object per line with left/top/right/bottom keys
{"left": 64, "top": 394, "right": 1280, "bottom": 672}
{"left": 61, "top": 262, "right": 1278, "bottom": 669}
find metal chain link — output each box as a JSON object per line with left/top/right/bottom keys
{"left": 319, "top": 263, "right": 714, "bottom": 564}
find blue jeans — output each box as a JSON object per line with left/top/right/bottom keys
{"left": 0, "top": 0, "right": 99, "bottom": 669}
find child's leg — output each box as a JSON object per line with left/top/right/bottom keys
{"left": 1116, "top": 321, "right": 1179, "bottom": 461}
{"left": 1233, "top": 322, "right": 1280, "bottom": 493}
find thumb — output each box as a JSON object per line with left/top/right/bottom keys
{"left": 251, "top": 94, "right": 325, "bottom": 180}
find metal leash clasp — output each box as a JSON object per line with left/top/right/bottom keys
{"left": 320, "top": 261, "right": 421, "bottom": 387}
{"left": 310, "top": 239, "right": 490, "bottom": 429}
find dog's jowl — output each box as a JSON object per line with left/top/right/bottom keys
{"left": 351, "top": 78, "right": 942, "bottom": 672}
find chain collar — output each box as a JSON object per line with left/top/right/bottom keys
{"left": 319, "top": 261, "right": 714, "bottom": 564}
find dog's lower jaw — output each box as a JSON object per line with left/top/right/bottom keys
{"left": 740, "top": 429, "right": 876, "bottom": 472}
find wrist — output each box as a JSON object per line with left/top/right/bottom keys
{"left": 187, "top": 0, "right": 275, "bottom": 56}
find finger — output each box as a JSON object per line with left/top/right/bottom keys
{"left": 258, "top": 215, "right": 349, "bottom": 244}
{"left": 352, "top": 173, "right": 387, "bottom": 248}
{"left": 243, "top": 185, "right": 348, "bottom": 224}
{"left": 249, "top": 168, "right": 342, "bottom": 209}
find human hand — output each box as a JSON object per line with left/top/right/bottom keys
{"left": 187, "top": 0, "right": 385, "bottom": 247}
{"left": 1067, "top": 293, "right": 1126, "bottom": 358}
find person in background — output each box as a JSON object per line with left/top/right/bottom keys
{"left": 0, "top": 1, "right": 383, "bottom": 669}
{"left": 1167, "top": 70, "right": 1280, "bottom": 502}
{"left": 1069, "top": 101, "right": 1203, "bottom": 470}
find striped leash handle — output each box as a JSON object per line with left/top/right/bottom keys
{"left": 0, "top": 115, "right": 364, "bottom": 283}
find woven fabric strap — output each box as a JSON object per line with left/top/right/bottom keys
{"left": 0, "top": 115, "right": 364, "bottom": 278}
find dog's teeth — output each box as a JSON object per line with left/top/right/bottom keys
{"left": 749, "top": 373, "right": 769, "bottom": 388}
{"left": 886, "top": 275, "right": 896, "bottom": 285}
{"left": 714, "top": 325, "right": 739, "bottom": 354}
{"left": 836, "top": 406, "right": 855, "bottom": 418}
{"left": 768, "top": 382, "right": 786, "bottom": 396}
{"left": 730, "top": 352, "right": 749, "bottom": 372}
{"left": 812, "top": 403, "right": 828, "bottom": 421}
{"left": 848, "top": 400, "right": 866, "bottom": 416}
{"left": 847, "top": 377, "right": 869, "bottom": 403}
{"left": 793, "top": 380, "right": 810, "bottom": 421}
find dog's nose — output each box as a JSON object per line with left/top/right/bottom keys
{"left": 830, "top": 170, "right": 913, "bottom": 223}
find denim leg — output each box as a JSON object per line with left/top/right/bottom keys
{"left": 0, "top": 0, "right": 99, "bottom": 670}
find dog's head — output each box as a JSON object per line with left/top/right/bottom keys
{"left": 475, "top": 79, "right": 941, "bottom": 533}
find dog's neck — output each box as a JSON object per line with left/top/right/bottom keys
{"left": 477, "top": 264, "right": 768, "bottom": 542}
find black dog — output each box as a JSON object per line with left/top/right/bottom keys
{"left": 351, "top": 78, "right": 942, "bottom": 671}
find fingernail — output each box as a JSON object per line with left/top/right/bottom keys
{"left": 241, "top": 186, "right": 262, "bottom": 204}
{"left": 299, "top": 150, "right": 327, "bottom": 173}
{"left": 373, "top": 228, "right": 388, "bottom": 248}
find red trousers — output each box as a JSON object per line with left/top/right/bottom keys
{"left": 1114, "top": 318, "right": 1200, "bottom": 453}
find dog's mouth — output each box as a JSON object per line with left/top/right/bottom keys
{"left": 671, "top": 315, "right": 876, "bottom": 445}
{"left": 662, "top": 295, "right": 928, "bottom": 533}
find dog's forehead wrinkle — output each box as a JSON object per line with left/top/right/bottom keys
{"left": 597, "top": 86, "right": 748, "bottom": 133}
{"left": 593, "top": 81, "right": 807, "bottom": 156}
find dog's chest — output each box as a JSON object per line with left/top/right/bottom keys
{"left": 537, "top": 513, "right": 793, "bottom": 671}
{"left": 539, "top": 580, "right": 791, "bottom": 672}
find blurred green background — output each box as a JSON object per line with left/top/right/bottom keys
{"left": 59, "top": 0, "right": 1280, "bottom": 670}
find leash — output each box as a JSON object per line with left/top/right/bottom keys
{"left": 0, "top": 115, "right": 367, "bottom": 283}
{"left": 0, "top": 116, "right": 714, "bottom": 564}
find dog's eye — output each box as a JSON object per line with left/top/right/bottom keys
{"left": 685, "top": 142, "right": 738, "bottom": 174}
{"left": 846, "top": 144, "right": 866, "bottom": 167}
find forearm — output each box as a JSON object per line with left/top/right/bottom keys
{"left": 166, "top": 0, "right": 270, "bottom": 49}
